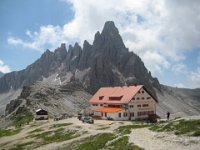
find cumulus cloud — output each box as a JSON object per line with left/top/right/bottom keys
{"left": 171, "top": 63, "right": 187, "bottom": 75}
{"left": 190, "top": 68, "right": 200, "bottom": 88}
{"left": 6, "top": 0, "right": 200, "bottom": 87}
{"left": 0, "top": 60, "right": 11, "bottom": 73}
{"left": 8, "top": 25, "right": 70, "bottom": 51}
{"left": 142, "top": 51, "right": 170, "bottom": 74}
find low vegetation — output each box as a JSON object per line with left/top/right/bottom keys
{"left": 9, "top": 141, "right": 34, "bottom": 150}
{"left": 149, "top": 119, "right": 200, "bottom": 136}
{"left": 0, "top": 128, "right": 21, "bottom": 137}
{"left": 63, "top": 133, "right": 143, "bottom": 150}
{"left": 97, "top": 126, "right": 110, "bottom": 130}
{"left": 49, "top": 123, "right": 72, "bottom": 129}
{"left": 117, "top": 124, "right": 150, "bottom": 135}
{"left": 64, "top": 133, "right": 116, "bottom": 150}
{"left": 13, "top": 114, "right": 33, "bottom": 128}
{"left": 76, "top": 133, "right": 115, "bottom": 150}
{"left": 32, "top": 128, "right": 79, "bottom": 145}
{"left": 29, "top": 128, "right": 43, "bottom": 133}
{"left": 106, "top": 136, "right": 143, "bottom": 150}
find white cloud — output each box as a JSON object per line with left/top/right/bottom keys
{"left": 171, "top": 63, "right": 187, "bottom": 75}
{"left": 0, "top": 60, "right": 11, "bottom": 73}
{"left": 6, "top": 0, "right": 200, "bottom": 79}
{"left": 190, "top": 68, "right": 200, "bottom": 88}
{"left": 142, "top": 51, "right": 170, "bottom": 74}
{"left": 8, "top": 25, "right": 69, "bottom": 51}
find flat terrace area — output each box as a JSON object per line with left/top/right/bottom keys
{"left": 0, "top": 117, "right": 200, "bottom": 150}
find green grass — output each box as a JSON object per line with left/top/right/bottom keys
{"left": 106, "top": 136, "right": 144, "bottom": 150}
{"left": 13, "top": 114, "right": 33, "bottom": 128}
{"left": 117, "top": 124, "right": 150, "bottom": 135}
{"left": 29, "top": 128, "right": 43, "bottom": 134}
{"left": 32, "top": 128, "right": 78, "bottom": 145}
{"left": 49, "top": 123, "right": 72, "bottom": 129}
{"left": 149, "top": 119, "right": 200, "bottom": 136}
{"left": 65, "top": 133, "right": 116, "bottom": 150}
{"left": 97, "top": 126, "right": 110, "bottom": 130}
{"left": 0, "top": 128, "right": 21, "bottom": 137}
{"left": 9, "top": 141, "right": 34, "bottom": 150}
{"left": 63, "top": 133, "right": 143, "bottom": 150}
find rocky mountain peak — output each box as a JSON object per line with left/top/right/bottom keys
{"left": 41, "top": 49, "right": 53, "bottom": 59}
{"left": 83, "top": 40, "right": 90, "bottom": 47}
{"left": 54, "top": 43, "right": 67, "bottom": 62}
{"left": 101, "top": 21, "right": 119, "bottom": 36}
{"left": 0, "top": 21, "right": 160, "bottom": 98}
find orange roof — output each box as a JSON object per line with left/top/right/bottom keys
{"left": 94, "top": 107, "right": 124, "bottom": 113}
{"left": 89, "top": 85, "right": 158, "bottom": 104}
{"left": 89, "top": 85, "right": 143, "bottom": 104}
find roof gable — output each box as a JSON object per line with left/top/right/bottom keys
{"left": 89, "top": 85, "right": 143, "bottom": 104}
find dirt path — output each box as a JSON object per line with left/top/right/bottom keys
{"left": 2, "top": 117, "right": 200, "bottom": 150}
{"left": 35, "top": 118, "right": 122, "bottom": 150}
{"left": 0, "top": 118, "right": 129, "bottom": 149}
{"left": 129, "top": 128, "right": 200, "bottom": 150}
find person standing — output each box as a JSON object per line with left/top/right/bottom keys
{"left": 167, "top": 112, "right": 170, "bottom": 120}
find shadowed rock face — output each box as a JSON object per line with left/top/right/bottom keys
{"left": 0, "top": 21, "right": 160, "bottom": 97}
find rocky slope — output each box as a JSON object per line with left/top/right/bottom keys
{"left": 156, "top": 85, "right": 200, "bottom": 118}
{"left": 5, "top": 81, "right": 91, "bottom": 118}
{"left": 1, "top": 21, "right": 200, "bottom": 118}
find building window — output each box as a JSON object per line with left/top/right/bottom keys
{"left": 100, "top": 104, "right": 103, "bottom": 106}
{"left": 105, "top": 112, "right": 107, "bottom": 117}
{"left": 93, "top": 104, "right": 98, "bottom": 106}
{"left": 137, "top": 105, "right": 141, "bottom": 107}
{"left": 119, "top": 113, "right": 121, "bottom": 118}
{"left": 142, "top": 97, "right": 145, "bottom": 100}
{"left": 130, "top": 112, "right": 134, "bottom": 117}
{"left": 137, "top": 97, "right": 140, "bottom": 100}
{"left": 138, "top": 91, "right": 141, "bottom": 93}
{"left": 130, "top": 105, "right": 134, "bottom": 108}
{"left": 99, "top": 96, "right": 104, "bottom": 100}
{"left": 101, "top": 112, "right": 103, "bottom": 116}
{"left": 142, "top": 104, "right": 149, "bottom": 107}
{"left": 142, "top": 91, "right": 144, "bottom": 93}
{"left": 123, "top": 112, "right": 128, "bottom": 117}
{"left": 147, "top": 97, "right": 151, "bottom": 100}
{"left": 132, "top": 97, "right": 135, "bottom": 100}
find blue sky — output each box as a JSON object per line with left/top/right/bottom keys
{"left": 0, "top": 0, "right": 73, "bottom": 70}
{"left": 0, "top": 0, "right": 200, "bottom": 88}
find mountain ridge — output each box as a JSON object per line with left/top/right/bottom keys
{"left": 0, "top": 21, "right": 200, "bottom": 119}
{"left": 0, "top": 21, "right": 160, "bottom": 96}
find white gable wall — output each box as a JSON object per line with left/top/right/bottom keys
{"left": 91, "top": 87, "right": 157, "bottom": 121}
{"left": 128, "top": 87, "right": 156, "bottom": 120}
{"left": 94, "top": 109, "right": 129, "bottom": 121}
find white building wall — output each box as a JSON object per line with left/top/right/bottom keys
{"left": 94, "top": 110, "right": 129, "bottom": 121}
{"left": 90, "top": 103, "right": 104, "bottom": 111}
{"left": 91, "top": 87, "right": 157, "bottom": 121}
{"left": 35, "top": 115, "right": 48, "bottom": 120}
{"left": 128, "top": 87, "right": 156, "bottom": 120}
